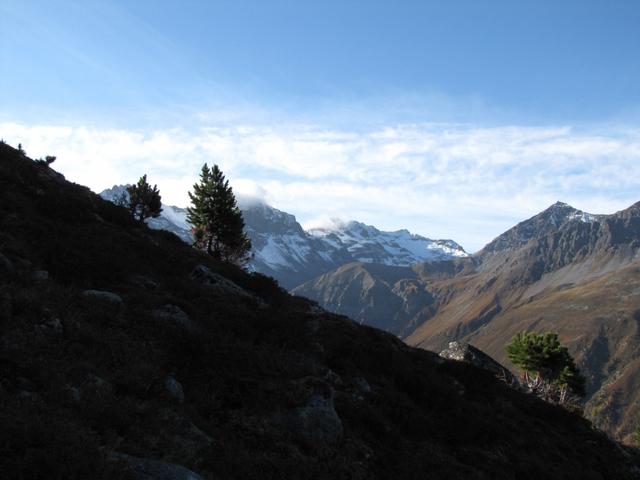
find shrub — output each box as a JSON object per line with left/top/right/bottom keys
{"left": 507, "top": 331, "right": 585, "bottom": 407}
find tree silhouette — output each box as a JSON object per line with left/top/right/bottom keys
{"left": 187, "top": 163, "right": 251, "bottom": 265}
{"left": 126, "top": 174, "right": 162, "bottom": 223}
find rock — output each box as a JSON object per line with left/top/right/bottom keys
{"left": 308, "top": 304, "right": 326, "bottom": 316}
{"left": 67, "top": 385, "right": 82, "bottom": 402}
{"left": 165, "top": 376, "right": 185, "bottom": 404}
{"left": 110, "top": 452, "right": 203, "bottom": 480}
{"left": 191, "top": 265, "right": 266, "bottom": 306}
{"left": 38, "top": 317, "right": 63, "bottom": 336}
{"left": 152, "top": 305, "right": 196, "bottom": 333}
{"left": 440, "top": 341, "right": 518, "bottom": 386}
{"left": 353, "top": 377, "right": 372, "bottom": 394}
{"left": 82, "top": 289, "right": 123, "bottom": 305}
{"left": 289, "top": 394, "right": 343, "bottom": 447}
{"left": 85, "top": 374, "right": 113, "bottom": 394}
{"left": 0, "top": 291, "right": 12, "bottom": 322}
{"left": 0, "top": 253, "right": 14, "bottom": 277}
{"left": 31, "top": 270, "right": 49, "bottom": 282}
{"left": 129, "top": 275, "right": 159, "bottom": 290}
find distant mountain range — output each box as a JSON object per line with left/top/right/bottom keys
{"left": 100, "top": 185, "right": 467, "bottom": 289}
{"left": 294, "top": 200, "right": 640, "bottom": 442}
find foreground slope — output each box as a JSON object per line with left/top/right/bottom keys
{"left": 0, "top": 144, "right": 638, "bottom": 479}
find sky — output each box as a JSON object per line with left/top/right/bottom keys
{"left": 1, "top": 0, "right": 639, "bottom": 252}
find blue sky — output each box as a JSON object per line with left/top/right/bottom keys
{"left": 1, "top": 1, "right": 640, "bottom": 251}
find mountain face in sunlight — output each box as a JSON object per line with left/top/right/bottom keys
{"left": 295, "top": 199, "right": 640, "bottom": 442}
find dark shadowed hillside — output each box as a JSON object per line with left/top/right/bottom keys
{"left": 0, "top": 142, "right": 638, "bottom": 479}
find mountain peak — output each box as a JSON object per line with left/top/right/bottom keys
{"left": 480, "top": 201, "right": 600, "bottom": 255}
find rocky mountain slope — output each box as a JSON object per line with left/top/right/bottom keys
{"left": 295, "top": 200, "right": 640, "bottom": 442}
{"left": 2, "top": 143, "right": 639, "bottom": 478}
{"left": 100, "top": 185, "right": 466, "bottom": 289}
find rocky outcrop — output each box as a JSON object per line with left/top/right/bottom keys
{"left": 191, "top": 265, "right": 265, "bottom": 306}
{"left": 440, "top": 341, "right": 518, "bottom": 386}
{"left": 110, "top": 452, "right": 202, "bottom": 480}
{"left": 82, "top": 289, "right": 123, "bottom": 305}
{"left": 287, "top": 393, "right": 343, "bottom": 447}
{"left": 152, "top": 304, "right": 197, "bottom": 333}
{"left": 165, "top": 376, "right": 185, "bottom": 404}
{"left": 0, "top": 253, "right": 14, "bottom": 278}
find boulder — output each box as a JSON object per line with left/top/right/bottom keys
{"left": 37, "top": 317, "right": 63, "bottom": 336}
{"left": 129, "top": 274, "right": 159, "bottom": 290}
{"left": 31, "top": 270, "right": 49, "bottom": 282}
{"left": 440, "top": 341, "right": 518, "bottom": 386}
{"left": 289, "top": 394, "right": 343, "bottom": 447}
{"left": 110, "top": 452, "right": 202, "bottom": 480}
{"left": 191, "top": 265, "right": 266, "bottom": 306}
{"left": 165, "top": 376, "right": 185, "bottom": 404}
{"left": 82, "top": 289, "right": 123, "bottom": 305}
{"left": 0, "top": 252, "right": 14, "bottom": 278}
{"left": 0, "top": 291, "right": 12, "bottom": 322}
{"left": 152, "top": 305, "right": 196, "bottom": 333}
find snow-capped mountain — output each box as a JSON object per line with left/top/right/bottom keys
{"left": 479, "top": 201, "right": 605, "bottom": 255}
{"left": 99, "top": 185, "right": 467, "bottom": 288}
{"left": 308, "top": 220, "right": 467, "bottom": 265}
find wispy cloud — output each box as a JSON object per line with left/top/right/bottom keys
{"left": 2, "top": 121, "right": 639, "bottom": 252}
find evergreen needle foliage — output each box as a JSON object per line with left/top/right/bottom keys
{"left": 126, "top": 174, "right": 162, "bottom": 223}
{"left": 186, "top": 163, "right": 251, "bottom": 265}
{"left": 507, "top": 331, "right": 586, "bottom": 407}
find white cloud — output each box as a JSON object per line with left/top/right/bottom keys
{"left": 2, "top": 121, "right": 639, "bottom": 252}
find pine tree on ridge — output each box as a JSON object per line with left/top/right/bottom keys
{"left": 187, "top": 163, "right": 251, "bottom": 265}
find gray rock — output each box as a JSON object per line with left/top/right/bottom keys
{"left": 290, "top": 394, "right": 343, "bottom": 447}
{"left": 31, "top": 270, "right": 49, "bottom": 282}
{"left": 353, "top": 377, "right": 372, "bottom": 394}
{"left": 440, "top": 341, "right": 518, "bottom": 386}
{"left": 38, "top": 317, "right": 63, "bottom": 336}
{"left": 165, "top": 376, "right": 185, "bottom": 404}
{"left": 86, "top": 374, "right": 113, "bottom": 393}
{"left": 82, "top": 289, "right": 123, "bottom": 305}
{"left": 0, "top": 291, "right": 12, "bottom": 322}
{"left": 308, "top": 304, "right": 326, "bottom": 316}
{"left": 191, "top": 265, "right": 266, "bottom": 306}
{"left": 152, "top": 305, "right": 196, "bottom": 333}
{"left": 129, "top": 275, "right": 159, "bottom": 290}
{"left": 67, "top": 385, "right": 82, "bottom": 402}
{"left": 0, "top": 253, "right": 14, "bottom": 277}
{"left": 110, "top": 452, "right": 202, "bottom": 480}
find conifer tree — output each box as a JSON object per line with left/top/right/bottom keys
{"left": 507, "top": 331, "right": 585, "bottom": 406}
{"left": 187, "top": 163, "right": 251, "bottom": 265}
{"left": 126, "top": 174, "right": 162, "bottom": 223}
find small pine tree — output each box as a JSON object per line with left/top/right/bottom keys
{"left": 187, "top": 163, "right": 251, "bottom": 265}
{"left": 36, "top": 155, "right": 57, "bottom": 167}
{"left": 126, "top": 174, "right": 162, "bottom": 223}
{"left": 507, "top": 331, "right": 586, "bottom": 406}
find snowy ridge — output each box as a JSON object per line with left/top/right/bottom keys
{"left": 481, "top": 201, "right": 605, "bottom": 255}
{"left": 100, "top": 185, "right": 467, "bottom": 288}
{"left": 308, "top": 221, "right": 467, "bottom": 266}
